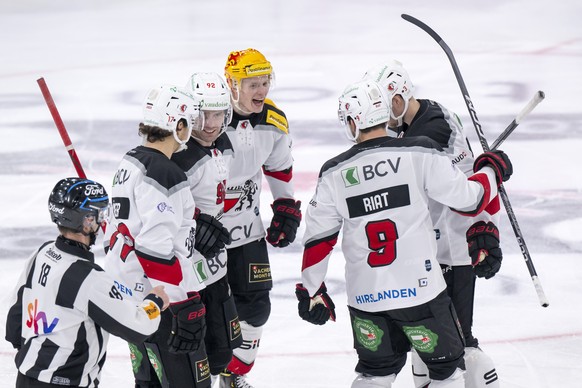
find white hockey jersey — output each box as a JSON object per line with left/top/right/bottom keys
{"left": 301, "top": 136, "right": 499, "bottom": 312}
{"left": 104, "top": 146, "right": 202, "bottom": 303}
{"left": 400, "top": 99, "right": 499, "bottom": 266}
{"left": 221, "top": 99, "right": 295, "bottom": 248}
{"left": 6, "top": 236, "right": 162, "bottom": 387}
{"left": 172, "top": 135, "right": 234, "bottom": 286}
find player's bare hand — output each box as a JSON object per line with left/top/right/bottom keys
{"left": 150, "top": 285, "right": 170, "bottom": 310}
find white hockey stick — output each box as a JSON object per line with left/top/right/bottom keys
{"left": 491, "top": 91, "right": 545, "bottom": 150}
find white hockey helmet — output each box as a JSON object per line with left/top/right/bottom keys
{"left": 142, "top": 85, "right": 202, "bottom": 149}
{"left": 337, "top": 79, "right": 391, "bottom": 142}
{"left": 185, "top": 72, "right": 233, "bottom": 136}
{"left": 364, "top": 60, "right": 414, "bottom": 125}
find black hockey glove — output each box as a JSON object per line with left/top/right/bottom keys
{"left": 473, "top": 150, "right": 513, "bottom": 186}
{"left": 195, "top": 213, "right": 231, "bottom": 259}
{"left": 167, "top": 292, "right": 206, "bottom": 353}
{"left": 295, "top": 283, "right": 336, "bottom": 325}
{"left": 266, "top": 199, "right": 302, "bottom": 248}
{"left": 466, "top": 221, "right": 503, "bottom": 279}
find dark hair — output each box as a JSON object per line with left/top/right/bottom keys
{"left": 138, "top": 123, "right": 172, "bottom": 143}
{"left": 138, "top": 118, "right": 188, "bottom": 143}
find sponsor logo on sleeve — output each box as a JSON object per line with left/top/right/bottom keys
{"left": 143, "top": 301, "right": 160, "bottom": 320}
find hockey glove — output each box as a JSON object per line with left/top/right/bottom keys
{"left": 266, "top": 199, "right": 302, "bottom": 248}
{"left": 195, "top": 213, "right": 231, "bottom": 259}
{"left": 466, "top": 221, "right": 503, "bottom": 279}
{"left": 295, "top": 283, "right": 336, "bottom": 325}
{"left": 167, "top": 292, "right": 206, "bottom": 353}
{"left": 473, "top": 150, "right": 513, "bottom": 186}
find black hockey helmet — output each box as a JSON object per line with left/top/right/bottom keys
{"left": 48, "top": 177, "right": 109, "bottom": 233}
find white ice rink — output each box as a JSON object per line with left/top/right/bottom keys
{"left": 1, "top": 1, "right": 582, "bottom": 386}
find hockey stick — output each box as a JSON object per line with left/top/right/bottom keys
{"left": 37, "top": 77, "right": 87, "bottom": 179}
{"left": 491, "top": 90, "right": 545, "bottom": 151}
{"left": 402, "top": 14, "right": 549, "bottom": 307}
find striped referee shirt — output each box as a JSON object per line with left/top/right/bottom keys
{"left": 5, "top": 236, "right": 163, "bottom": 387}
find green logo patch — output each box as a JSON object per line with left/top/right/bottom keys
{"left": 128, "top": 343, "right": 143, "bottom": 374}
{"left": 402, "top": 325, "right": 439, "bottom": 353}
{"left": 193, "top": 260, "right": 208, "bottom": 283}
{"left": 146, "top": 347, "right": 164, "bottom": 383}
{"left": 353, "top": 317, "right": 384, "bottom": 351}
{"left": 341, "top": 167, "right": 360, "bottom": 187}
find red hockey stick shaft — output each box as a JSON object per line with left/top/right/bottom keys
{"left": 37, "top": 77, "right": 87, "bottom": 179}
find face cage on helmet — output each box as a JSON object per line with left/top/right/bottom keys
{"left": 79, "top": 197, "right": 109, "bottom": 232}
{"left": 191, "top": 108, "right": 232, "bottom": 140}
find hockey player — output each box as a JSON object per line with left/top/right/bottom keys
{"left": 172, "top": 72, "right": 242, "bottom": 383}
{"left": 365, "top": 60, "right": 501, "bottom": 387}
{"left": 104, "top": 85, "right": 214, "bottom": 388}
{"left": 295, "top": 79, "right": 513, "bottom": 387}
{"left": 5, "top": 177, "right": 169, "bottom": 388}
{"left": 219, "top": 48, "right": 302, "bottom": 387}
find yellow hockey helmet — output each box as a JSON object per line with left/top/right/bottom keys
{"left": 224, "top": 48, "right": 272, "bottom": 82}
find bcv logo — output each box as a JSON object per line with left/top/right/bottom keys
{"left": 26, "top": 299, "right": 59, "bottom": 335}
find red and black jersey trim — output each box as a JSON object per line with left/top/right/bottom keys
{"left": 127, "top": 146, "right": 189, "bottom": 191}
{"left": 302, "top": 231, "right": 339, "bottom": 271}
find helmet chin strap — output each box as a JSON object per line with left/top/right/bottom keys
{"left": 231, "top": 83, "right": 255, "bottom": 116}
{"left": 173, "top": 124, "right": 192, "bottom": 152}
{"left": 391, "top": 95, "right": 410, "bottom": 126}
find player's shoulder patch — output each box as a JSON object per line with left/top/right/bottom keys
{"left": 263, "top": 100, "right": 288, "bottom": 134}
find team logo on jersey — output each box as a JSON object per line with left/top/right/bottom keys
{"left": 194, "top": 357, "right": 210, "bottom": 383}
{"left": 224, "top": 180, "right": 258, "bottom": 213}
{"left": 353, "top": 317, "right": 384, "bottom": 352}
{"left": 341, "top": 166, "right": 360, "bottom": 187}
{"left": 128, "top": 343, "right": 144, "bottom": 374}
{"left": 403, "top": 325, "right": 439, "bottom": 353}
